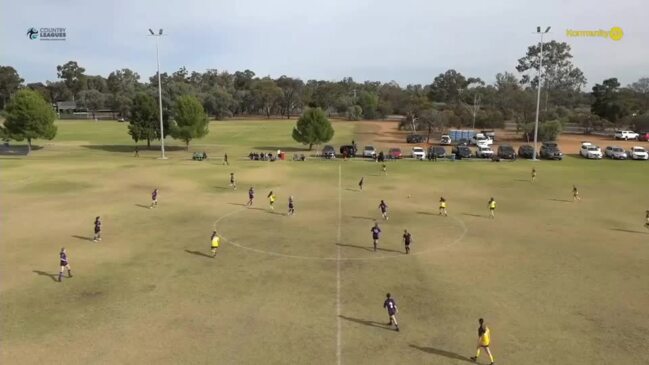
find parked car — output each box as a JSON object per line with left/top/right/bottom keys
{"left": 518, "top": 145, "right": 535, "bottom": 159}
{"left": 455, "top": 138, "right": 470, "bottom": 146}
{"left": 627, "top": 146, "right": 649, "bottom": 160}
{"left": 480, "top": 130, "right": 496, "bottom": 142}
{"left": 339, "top": 145, "right": 357, "bottom": 157}
{"left": 471, "top": 133, "right": 493, "bottom": 146}
{"left": 427, "top": 146, "right": 447, "bottom": 159}
{"left": 411, "top": 147, "right": 426, "bottom": 160}
{"left": 614, "top": 130, "right": 639, "bottom": 140}
{"left": 604, "top": 146, "right": 627, "bottom": 159}
{"left": 637, "top": 132, "right": 649, "bottom": 141}
{"left": 497, "top": 145, "right": 516, "bottom": 160}
{"left": 540, "top": 142, "right": 564, "bottom": 160}
{"left": 388, "top": 148, "right": 402, "bottom": 159}
{"left": 452, "top": 145, "right": 472, "bottom": 159}
{"left": 475, "top": 146, "right": 494, "bottom": 158}
{"left": 322, "top": 145, "right": 336, "bottom": 159}
{"left": 580, "top": 142, "right": 603, "bottom": 159}
{"left": 406, "top": 134, "right": 426, "bottom": 143}
{"left": 363, "top": 145, "right": 377, "bottom": 158}
{"left": 440, "top": 135, "right": 452, "bottom": 145}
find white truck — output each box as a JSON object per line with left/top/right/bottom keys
{"left": 614, "top": 130, "right": 639, "bottom": 140}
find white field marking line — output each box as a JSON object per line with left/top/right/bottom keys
{"left": 336, "top": 164, "right": 342, "bottom": 365}
{"left": 219, "top": 213, "right": 468, "bottom": 261}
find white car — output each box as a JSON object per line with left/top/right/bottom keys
{"left": 411, "top": 147, "right": 426, "bottom": 160}
{"left": 363, "top": 145, "right": 376, "bottom": 158}
{"left": 475, "top": 146, "right": 494, "bottom": 158}
{"left": 627, "top": 146, "right": 648, "bottom": 160}
{"left": 471, "top": 133, "right": 493, "bottom": 146}
{"left": 614, "top": 130, "right": 639, "bottom": 140}
{"left": 440, "top": 135, "right": 452, "bottom": 145}
{"left": 580, "top": 143, "right": 603, "bottom": 159}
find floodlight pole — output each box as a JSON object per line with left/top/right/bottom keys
{"left": 149, "top": 28, "right": 166, "bottom": 159}
{"left": 532, "top": 26, "right": 550, "bottom": 161}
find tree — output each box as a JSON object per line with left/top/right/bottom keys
{"left": 292, "top": 107, "right": 334, "bottom": 150}
{"left": 56, "top": 61, "right": 86, "bottom": 99}
{"left": 522, "top": 120, "right": 563, "bottom": 142}
{"left": 203, "top": 88, "right": 234, "bottom": 119}
{"left": 78, "top": 89, "right": 105, "bottom": 119}
{"left": 1, "top": 89, "right": 57, "bottom": 153}
{"left": 276, "top": 76, "right": 304, "bottom": 119}
{"left": 357, "top": 91, "right": 379, "bottom": 119}
{"left": 428, "top": 70, "right": 483, "bottom": 104}
{"left": 252, "top": 78, "right": 282, "bottom": 118}
{"left": 128, "top": 93, "right": 159, "bottom": 148}
{"left": 170, "top": 95, "right": 209, "bottom": 150}
{"left": 0, "top": 66, "right": 24, "bottom": 109}
{"left": 46, "top": 81, "right": 73, "bottom": 102}
{"left": 516, "top": 41, "right": 586, "bottom": 91}
{"left": 26, "top": 82, "right": 51, "bottom": 102}
{"left": 628, "top": 77, "right": 649, "bottom": 95}
{"left": 346, "top": 105, "right": 363, "bottom": 121}
{"left": 591, "top": 78, "right": 628, "bottom": 124}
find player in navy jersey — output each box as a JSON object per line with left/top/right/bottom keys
{"left": 246, "top": 187, "right": 255, "bottom": 206}
{"left": 383, "top": 293, "right": 399, "bottom": 331}
{"left": 288, "top": 196, "right": 295, "bottom": 216}
{"left": 402, "top": 229, "right": 412, "bottom": 254}
{"left": 58, "top": 248, "right": 72, "bottom": 282}
{"left": 93, "top": 216, "right": 102, "bottom": 242}
{"left": 370, "top": 222, "right": 381, "bottom": 251}
{"left": 229, "top": 173, "right": 237, "bottom": 190}
{"left": 150, "top": 188, "right": 159, "bottom": 208}
{"left": 378, "top": 200, "right": 389, "bottom": 220}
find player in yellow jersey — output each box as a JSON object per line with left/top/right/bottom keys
{"left": 210, "top": 231, "right": 220, "bottom": 257}
{"left": 572, "top": 185, "right": 581, "bottom": 201}
{"left": 488, "top": 197, "right": 496, "bottom": 219}
{"left": 470, "top": 318, "right": 494, "bottom": 364}
{"left": 645, "top": 210, "right": 649, "bottom": 229}
{"left": 439, "top": 197, "right": 448, "bottom": 216}
{"left": 268, "top": 191, "right": 276, "bottom": 210}
{"left": 531, "top": 168, "right": 536, "bottom": 183}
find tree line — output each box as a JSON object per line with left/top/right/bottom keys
{"left": 1, "top": 40, "right": 648, "bottom": 150}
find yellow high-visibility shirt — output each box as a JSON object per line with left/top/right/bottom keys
{"left": 480, "top": 327, "right": 491, "bottom": 346}
{"left": 440, "top": 202, "right": 447, "bottom": 208}
{"left": 211, "top": 237, "right": 220, "bottom": 248}
{"left": 270, "top": 195, "right": 276, "bottom": 203}
{"left": 489, "top": 201, "right": 496, "bottom": 209}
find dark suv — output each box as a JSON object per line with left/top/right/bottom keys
{"left": 540, "top": 142, "right": 563, "bottom": 160}
{"left": 497, "top": 145, "right": 516, "bottom": 160}
{"left": 452, "top": 145, "right": 472, "bottom": 159}
{"left": 406, "top": 134, "right": 426, "bottom": 143}
{"left": 518, "top": 145, "right": 534, "bottom": 159}
{"left": 322, "top": 145, "right": 336, "bottom": 159}
{"left": 339, "top": 145, "right": 357, "bottom": 157}
{"left": 427, "top": 146, "right": 446, "bottom": 159}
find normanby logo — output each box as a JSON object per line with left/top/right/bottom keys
{"left": 27, "top": 27, "right": 66, "bottom": 41}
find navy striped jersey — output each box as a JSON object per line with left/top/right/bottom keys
{"left": 60, "top": 252, "right": 68, "bottom": 264}
{"left": 384, "top": 298, "right": 397, "bottom": 314}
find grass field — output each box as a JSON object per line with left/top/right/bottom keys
{"left": 2, "top": 120, "right": 649, "bottom": 364}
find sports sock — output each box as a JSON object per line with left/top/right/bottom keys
{"left": 488, "top": 352, "right": 494, "bottom": 362}
{"left": 475, "top": 348, "right": 481, "bottom": 357}
{"left": 68, "top": 270, "right": 72, "bottom": 277}
{"left": 58, "top": 272, "right": 63, "bottom": 281}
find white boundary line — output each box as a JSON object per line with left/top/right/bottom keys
{"left": 336, "top": 164, "right": 342, "bottom": 365}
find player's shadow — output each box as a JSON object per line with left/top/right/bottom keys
{"left": 71, "top": 235, "right": 94, "bottom": 241}
{"left": 610, "top": 228, "right": 648, "bottom": 235}
{"left": 32, "top": 270, "right": 58, "bottom": 282}
{"left": 548, "top": 198, "right": 572, "bottom": 203}
{"left": 416, "top": 211, "right": 436, "bottom": 216}
{"left": 338, "top": 315, "right": 394, "bottom": 331}
{"left": 228, "top": 203, "right": 247, "bottom": 207}
{"left": 135, "top": 204, "right": 150, "bottom": 209}
{"left": 336, "top": 243, "right": 373, "bottom": 252}
{"left": 345, "top": 188, "right": 359, "bottom": 192}
{"left": 184, "top": 249, "right": 213, "bottom": 258}
{"left": 409, "top": 344, "right": 473, "bottom": 363}
{"left": 461, "top": 213, "right": 487, "bottom": 219}
{"left": 349, "top": 216, "right": 374, "bottom": 221}
{"left": 514, "top": 179, "right": 530, "bottom": 182}
{"left": 214, "top": 186, "right": 230, "bottom": 190}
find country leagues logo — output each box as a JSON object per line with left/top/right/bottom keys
{"left": 27, "top": 27, "right": 66, "bottom": 41}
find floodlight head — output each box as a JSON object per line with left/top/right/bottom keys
{"left": 149, "top": 29, "right": 154, "bottom": 35}
{"left": 159, "top": 29, "right": 163, "bottom": 35}
{"left": 545, "top": 26, "right": 551, "bottom": 33}
{"left": 537, "top": 26, "right": 541, "bottom": 33}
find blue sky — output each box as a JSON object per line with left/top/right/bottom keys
{"left": 1, "top": 0, "right": 647, "bottom": 88}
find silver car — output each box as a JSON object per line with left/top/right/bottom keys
{"left": 604, "top": 146, "right": 627, "bottom": 159}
